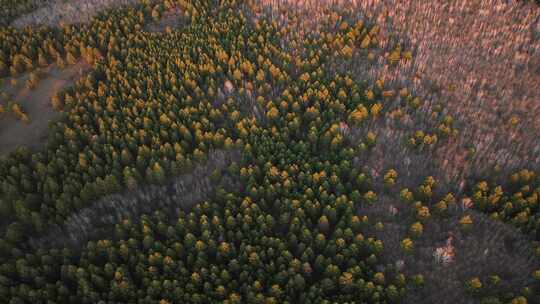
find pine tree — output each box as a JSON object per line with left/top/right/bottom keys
{"left": 66, "top": 51, "right": 77, "bottom": 65}
{"left": 152, "top": 162, "right": 166, "bottom": 184}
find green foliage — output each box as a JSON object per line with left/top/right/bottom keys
{"left": 0, "top": 0, "right": 42, "bottom": 26}
{"left": 0, "top": 0, "right": 415, "bottom": 302}
{"left": 0, "top": 0, "right": 537, "bottom": 303}
{"left": 470, "top": 169, "right": 540, "bottom": 241}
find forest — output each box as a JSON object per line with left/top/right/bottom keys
{"left": 0, "top": 0, "right": 539, "bottom": 303}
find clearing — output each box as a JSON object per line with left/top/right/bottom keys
{"left": 145, "top": 6, "right": 185, "bottom": 32}
{"left": 10, "top": 0, "right": 139, "bottom": 28}
{"left": 0, "top": 61, "right": 89, "bottom": 156}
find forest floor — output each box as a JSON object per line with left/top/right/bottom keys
{"left": 10, "top": 0, "right": 139, "bottom": 28}
{"left": 144, "top": 6, "right": 185, "bottom": 32}
{"left": 0, "top": 61, "right": 89, "bottom": 156}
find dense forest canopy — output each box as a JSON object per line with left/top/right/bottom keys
{"left": 0, "top": 0, "right": 539, "bottom": 303}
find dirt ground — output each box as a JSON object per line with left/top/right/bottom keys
{"left": 145, "top": 7, "right": 185, "bottom": 33}
{"left": 11, "top": 0, "right": 139, "bottom": 28}
{"left": 0, "top": 61, "right": 89, "bottom": 156}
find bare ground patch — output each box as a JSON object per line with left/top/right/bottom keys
{"left": 144, "top": 6, "right": 186, "bottom": 32}
{"left": 10, "top": 0, "right": 139, "bottom": 28}
{"left": 0, "top": 61, "right": 89, "bottom": 155}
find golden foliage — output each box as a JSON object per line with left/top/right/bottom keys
{"left": 360, "top": 35, "right": 371, "bottom": 49}
{"left": 350, "top": 105, "right": 368, "bottom": 124}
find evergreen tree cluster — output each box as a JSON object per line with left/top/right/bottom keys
{"left": 0, "top": 0, "right": 538, "bottom": 303}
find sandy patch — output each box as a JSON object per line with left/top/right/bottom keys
{"left": 0, "top": 61, "right": 89, "bottom": 155}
